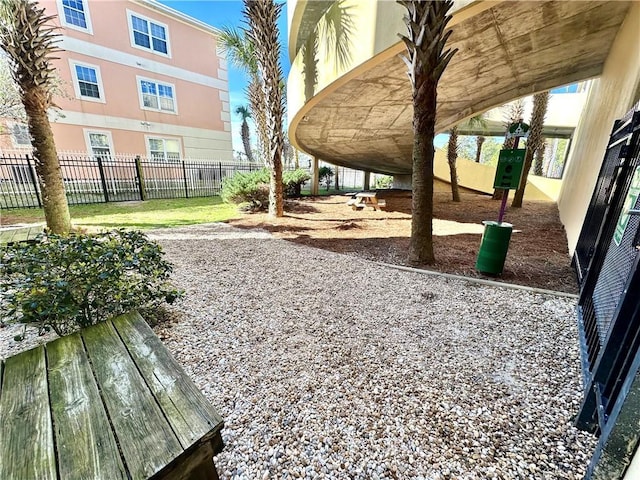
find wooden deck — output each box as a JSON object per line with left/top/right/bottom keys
{"left": 0, "top": 311, "right": 224, "bottom": 479}
{"left": 0, "top": 225, "right": 42, "bottom": 245}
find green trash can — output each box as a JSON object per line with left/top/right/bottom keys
{"left": 475, "top": 221, "right": 513, "bottom": 275}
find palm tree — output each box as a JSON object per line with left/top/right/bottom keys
{"left": 475, "top": 135, "right": 485, "bottom": 163}
{"left": 512, "top": 91, "right": 549, "bottom": 208}
{"left": 244, "top": 0, "right": 286, "bottom": 217}
{"left": 399, "top": 0, "right": 457, "bottom": 264}
{"left": 218, "top": 27, "right": 268, "bottom": 163}
{"left": 447, "top": 126, "right": 461, "bottom": 202}
{"left": 493, "top": 99, "right": 525, "bottom": 200}
{"left": 0, "top": 0, "right": 71, "bottom": 234}
{"left": 235, "top": 105, "right": 254, "bottom": 162}
{"left": 447, "top": 115, "right": 486, "bottom": 201}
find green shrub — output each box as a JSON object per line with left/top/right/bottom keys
{"left": 0, "top": 230, "right": 182, "bottom": 337}
{"left": 283, "top": 168, "right": 310, "bottom": 197}
{"left": 221, "top": 168, "right": 311, "bottom": 209}
{"left": 221, "top": 168, "right": 270, "bottom": 211}
{"left": 375, "top": 175, "right": 393, "bottom": 189}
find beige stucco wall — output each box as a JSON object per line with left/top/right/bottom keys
{"left": 287, "top": 0, "right": 479, "bottom": 137}
{"left": 558, "top": 2, "right": 640, "bottom": 254}
{"left": 624, "top": 448, "right": 640, "bottom": 480}
{"left": 433, "top": 151, "right": 562, "bottom": 201}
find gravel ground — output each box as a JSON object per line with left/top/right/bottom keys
{"left": 0, "top": 223, "right": 597, "bottom": 478}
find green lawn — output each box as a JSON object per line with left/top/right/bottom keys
{"left": 1, "top": 197, "right": 240, "bottom": 230}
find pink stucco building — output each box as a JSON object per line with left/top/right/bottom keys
{"left": 31, "top": 0, "right": 233, "bottom": 161}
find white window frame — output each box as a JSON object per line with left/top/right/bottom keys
{"left": 10, "top": 123, "right": 31, "bottom": 146}
{"left": 83, "top": 129, "right": 114, "bottom": 160}
{"left": 145, "top": 136, "right": 182, "bottom": 162}
{"left": 136, "top": 76, "right": 177, "bottom": 114}
{"left": 126, "top": 10, "right": 171, "bottom": 57}
{"left": 69, "top": 60, "right": 105, "bottom": 103}
{"left": 56, "top": 0, "right": 93, "bottom": 34}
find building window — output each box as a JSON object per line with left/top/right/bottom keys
{"left": 85, "top": 131, "right": 113, "bottom": 161}
{"left": 70, "top": 61, "right": 104, "bottom": 102}
{"left": 58, "top": 0, "right": 92, "bottom": 33}
{"left": 139, "top": 78, "right": 176, "bottom": 113}
{"left": 11, "top": 124, "right": 30, "bottom": 145}
{"left": 128, "top": 11, "right": 169, "bottom": 55}
{"left": 148, "top": 138, "right": 180, "bottom": 162}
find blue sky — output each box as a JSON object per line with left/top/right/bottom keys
{"left": 158, "top": 1, "right": 290, "bottom": 157}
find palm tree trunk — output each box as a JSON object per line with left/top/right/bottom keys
{"left": 512, "top": 91, "right": 549, "bottom": 208}
{"left": 447, "top": 126, "right": 460, "bottom": 202}
{"left": 534, "top": 140, "right": 546, "bottom": 176}
{"left": 245, "top": 0, "right": 285, "bottom": 217}
{"left": 475, "top": 135, "right": 485, "bottom": 163}
{"left": 409, "top": 78, "right": 437, "bottom": 264}
{"left": 24, "top": 88, "right": 70, "bottom": 234}
{"left": 241, "top": 120, "right": 254, "bottom": 162}
{"left": 248, "top": 80, "right": 268, "bottom": 164}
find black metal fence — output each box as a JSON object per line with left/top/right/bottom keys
{"left": 572, "top": 104, "right": 640, "bottom": 477}
{"left": 0, "top": 154, "right": 265, "bottom": 209}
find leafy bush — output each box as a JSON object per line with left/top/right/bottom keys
{"left": 283, "top": 168, "right": 310, "bottom": 197}
{"left": 0, "top": 230, "right": 182, "bottom": 337}
{"left": 221, "top": 168, "right": 270, "bottom": 211}
{"left": 221, "top": 168, "right": 311, "bottom": 209}
{"left": 318, "top": 166, "right": 334, "bottom": 190}
{"left": 375, "top": 175, "right": 393, "bottom": 189}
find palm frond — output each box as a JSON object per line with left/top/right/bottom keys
{"left": 218, "top": 25, "right": 258, "bottom": 76}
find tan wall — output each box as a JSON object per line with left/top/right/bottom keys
{"left": 433, "top": 150, "right": 562, "bottom": 202}
{"left": 625, "top": 448, "right": 640, "bottom": 480}
{"left": 287, "top": 0, "right": 479, "bottom": 136}
{"left": 558, "top": 3, "right": 640, "bottom": 254}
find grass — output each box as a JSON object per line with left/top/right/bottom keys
{"left": 0, "top": 197, "right": 240, "bottom": 230}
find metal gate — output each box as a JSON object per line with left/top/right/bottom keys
{"left": 573, "top": 104, "right": 640, "bottom": 478}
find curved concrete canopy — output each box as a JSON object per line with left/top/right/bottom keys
{"left": 291, "top": 1, "right": 632, "bottom": 176}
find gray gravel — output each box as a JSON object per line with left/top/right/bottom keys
{"left": 0, "top": 223, "right": 597, "bottom": 478}
{"left": 150, "top": 224, "right": 596, "bottom": 479}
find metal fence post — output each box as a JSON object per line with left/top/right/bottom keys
{"left": 182, "top": 160, "right": 189, "bottom": 198}
{"left": 134, "top": 155, "right": 147, "bottom": 201}
{"left": 96, "top": 156, "right": 110, "bottom": 202}
{"left": 218, "top": 162, "right": 223, "bottom": 192}
{"left": 25, "top": 155, "right": 42, "bottom": 208}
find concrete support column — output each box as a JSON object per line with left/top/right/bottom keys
{"left": 363, "top": 171, "right": 371, "bottom": 190}
{"left": 393, "top": 174, "right": 412, "bottom": 190}
{"left": 311, "top": 157, "right": 319, "bottom": 195}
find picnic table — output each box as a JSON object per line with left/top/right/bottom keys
{"left": 0, "top": 311, "right": 224, "bottom": 480}
{"left": 346, "top": 192, "right": 386, "bottom": 211}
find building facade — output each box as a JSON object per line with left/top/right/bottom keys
{"left": 5, "top": 0, "right": 233, "bottom": 161}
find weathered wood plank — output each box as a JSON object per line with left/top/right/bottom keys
{"left": 82, "top": 320, "right": 183, "bottom": 479}
{"left": 0, "top": 347, "right": 56, "bottom": 480}
{"left": 113, "top": 312, "right": 223, "bottom": 450}
{"left": 0, "top": 229, "right": 18, "bottom": 245}
{"left": 47, "top": 333, "right": 128, "bottom": 480}
{"left": 0, "top": 226, "right": 42, "bottom": 245}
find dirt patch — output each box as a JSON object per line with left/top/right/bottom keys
{"left": 228, "top": 190, "right": 578, "bottom": 294}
